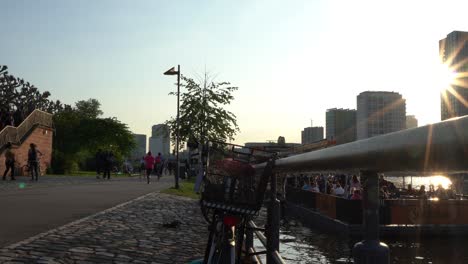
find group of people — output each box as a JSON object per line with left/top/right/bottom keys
{"left": 2, "top": 143, "right": 42, "bottom": 181}
{"left": 294, "top": 172, "right": 460, "bottom": 201}
{"left": 142, "top": 151, "right": 164, "bottom": 184}
{"left": 297, "top": 173, "right": 363, "bottom": 200}
{"left": 95, "top": 149, "right": 115, "bottom": 180}
{"left": 295, "top": 173, "right": 401, "bottom": 200}
{"left": 412, "top": 183, "right": 457, "bottom": 200}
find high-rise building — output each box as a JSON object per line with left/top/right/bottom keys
{"left": 357, "top": 91, "right": 406, "bottom": 140}
{"left": 326, "top": 108, "right": 356, "bottom": 145}
{"left": 406, "top": 115, "right": 418, "bottom": 129}
{"left": 440, "top": 31, "right": 468, "bottom": 120}
{"left": 130, "top": 134, "right": 147, "bottom": 160}
{"left": 301, "top": 127, "right": 324, "bottom": 144}
{"left": 149, "top": 124, "right": 170, "bottom": 156}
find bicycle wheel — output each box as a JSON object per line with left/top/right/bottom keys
{"left": 206, "top": 221, "right": 234, "bottom": 264}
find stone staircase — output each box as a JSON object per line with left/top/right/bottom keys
{"left": 0, "top": 110, "right": 53, "bottom": 176}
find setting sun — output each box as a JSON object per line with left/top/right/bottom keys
{"left": 428, "top": 175, "right": 452, "bottom": 189}
{"left": 437, "top": 64, "right": 457, "bottom": 91}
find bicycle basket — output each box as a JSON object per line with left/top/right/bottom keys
{"left": 201, "top": 141, "right": 275, "bottom": 214}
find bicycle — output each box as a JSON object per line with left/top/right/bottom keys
{"left": 22, "top": 155, "right": 42, "bottom": 180}
{"left": 200, "top": 141, "right": 276, "bottom": 264}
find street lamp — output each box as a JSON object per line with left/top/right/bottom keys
{"left": 164, "top": 65, "right": 180, "bottom": 189}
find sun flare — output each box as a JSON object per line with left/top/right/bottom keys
{"left": 437, "top": 64, "right": 457, "bottom": 90}
{"left": 428, "top": 175, "right": 452, "bottom": 189}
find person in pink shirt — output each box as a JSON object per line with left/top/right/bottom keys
{"left": 144, "top": 151, "right": 155, "bottom": 184}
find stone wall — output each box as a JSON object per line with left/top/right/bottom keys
{"left": 0, "top": 126, "right": 53, "bottom": 176}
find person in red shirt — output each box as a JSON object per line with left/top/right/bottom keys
{"left": 144, "top": 151, "right": 155, "bottom": 184}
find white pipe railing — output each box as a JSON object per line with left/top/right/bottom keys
{"left": 255, "top": 115, "right": 468, "bottom": 174}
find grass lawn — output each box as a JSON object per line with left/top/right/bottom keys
{"left": 161, "top": 178, "right": 200, "bottom": 200}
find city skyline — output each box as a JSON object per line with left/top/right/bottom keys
{"left": 1, "top": 1, "right": 467, "bottom": 145}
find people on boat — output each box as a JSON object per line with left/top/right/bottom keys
{"left": 301, "top": 179, "right": 311, "bottom": 191}
{"left": 380, "top": 186, "right": 390, "bottom": 199}
{"left": 309, "top": 181, "right": 320, "bottom": 192}
{"left": 317, "top": 174, "right": 325, "bottom": 193}
{"left": 407, "top": 184, "right": 415, "bottom": 195}
{"left": 428, "top": 184, "right": 435, "bottom": 198}
{"left": 333, "top": 182, "right": 345, "bottom": 197}
{"left": 351, "top": 189, "right": 362, "bottom": 200}
{"left": 436, "top": 184, "right": 448, "bottom": 200}
{"left": 418, "top": 185, "right": 427, "bottom": 199}
{"left": 446, "top": 184, "right": 456, "bottom": 199}
{"left": 350, "top": 175, "right": 361, "bottom": 190}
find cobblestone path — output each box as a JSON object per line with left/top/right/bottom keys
{"left": 0, "top": 193, "right": 208, "bottom": 264}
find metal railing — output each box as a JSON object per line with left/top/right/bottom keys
{"left": 0, "top": 109, "right": 53, "bottom": 149}
{"left": 255, "top": 115, "right": 468, "bottom": 173}
{"left": 251, "top": 115, "right": 468, "bottom": 264}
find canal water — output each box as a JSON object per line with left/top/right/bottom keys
{"left": 262, "top": 175, "right": 468, "bottom": 263}
{"left": 275, "top": 220, "right": 468, "bottom": 264}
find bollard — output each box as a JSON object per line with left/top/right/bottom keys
{"left": 353, "top": 170, "right": 389, "bottom": 264}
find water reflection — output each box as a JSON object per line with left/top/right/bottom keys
{"left": 279, "top": 220, "right": 468, "bottom": 264}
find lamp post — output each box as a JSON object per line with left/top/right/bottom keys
{"left": 164, "top": 65, "right": 180, "bottom": 189}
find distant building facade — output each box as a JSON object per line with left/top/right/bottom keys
{"left": 245, "top": 136, "right": 301, "bottom": 153}
{"left": 406, "top": 115, "right": 418, "bottom": 129}
{"left": 326, "top": 108, "right": 356, "bottom": 145}
{"left": 301, "top": 127, "right": 324, "bottom": 144}
{"left": 357, "top": 91, "right": 406, "bottom": 140}
{"left": 149, "top": 124, "right": 170, "bottom": 156}
{"left": 440, "top": 31, "right": 468, "bottom": 120}
{"left": 130, "top": 134, "right": 147, "bottom": 160}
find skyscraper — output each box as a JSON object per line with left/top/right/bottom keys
{"left": 326, "top": 108, "right": 356, "bottom": 145}
{"left": 130, "top": 134, "right": 147, "bottom": 160}
{"left": 440, "top": 31, "right": 468, "bottom": 120}
{"left": 357, "top": 91, "right": 406, "bottom": 140}
{"left": 301, "top": 127, "right": 324, "bottom": 144}
{"left": 149, "top": 124, "right": 170, "bottom": 156}
{"left": 406, "top": 115, "right": 418, "bottom": 129}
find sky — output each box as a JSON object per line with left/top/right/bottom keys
{"left": 1, "top": 0, "right": 467, "bottom": 145}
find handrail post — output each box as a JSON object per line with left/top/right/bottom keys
{"left": 267, "top": 171, "right": 280, "bottom": 263}
{"left": 353, "top": 170, "right": 389, "bottom": 263}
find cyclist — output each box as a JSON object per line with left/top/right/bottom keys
{"left": 28, "top": 143, "right": 42, "bottom": 181}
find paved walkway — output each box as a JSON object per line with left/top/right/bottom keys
{"left": 0, "top": 192, "right": 208, "bottom": 264}
{"left": 0, "top": 175, "right": 173, "bottom": 247}
{"left": 0, "top": 175, "right": 146, "bottom": 192}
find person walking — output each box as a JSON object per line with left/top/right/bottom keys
{"left": 2, "top": 143, "right": 15, "bottom": 181}
{"left": 144, "top": 151, "right": 155, "bottom": 184}
{"left": 103, "top": 151, "right": 113, "bottom": 180}
{"left": 155, "top": 152, "right": 162, "bottom": 181}
{"left": 28, "top": 143, "right": 42, "bottom": 181}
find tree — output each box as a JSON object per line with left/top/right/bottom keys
{"left": 52, "top": 99, "right": 135, "bottom": 173}
{"left": 0, "top": 67, "right": 67, "bottom": 124}
{"left": 75, "top": 98, "right": 103, "bottom": 119}
{"left": 165, "top": 73, "right": 239, "bottom": 149}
